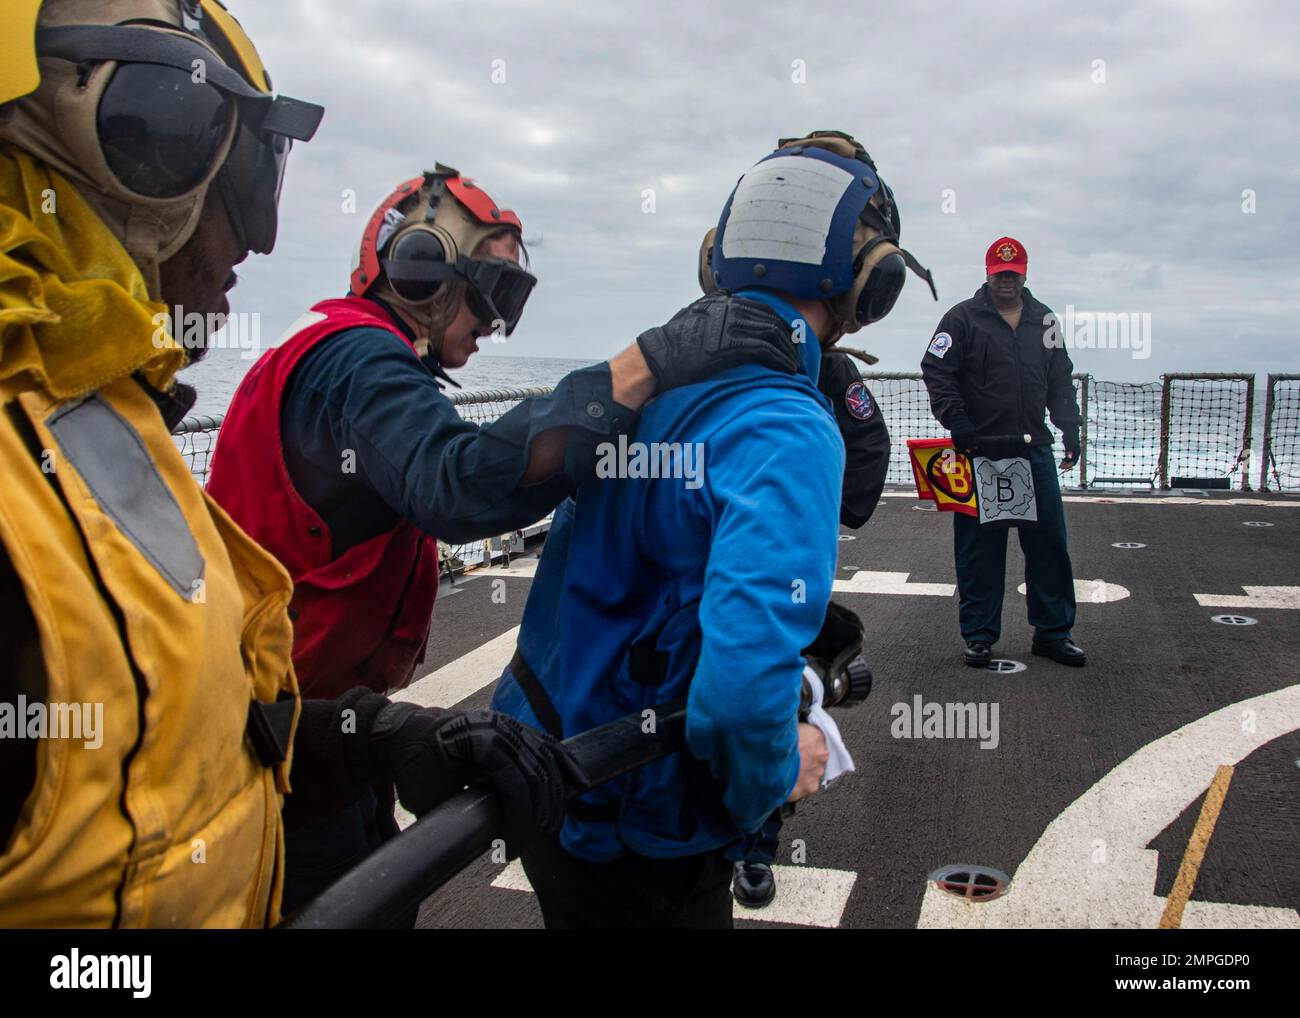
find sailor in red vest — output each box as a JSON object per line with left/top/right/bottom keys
{"left": 206, "top": 165, "right": 804, "bottom": 913}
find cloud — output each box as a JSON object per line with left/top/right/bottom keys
{"left": 215, "top": 0, "right": 1299, "bottom": 384}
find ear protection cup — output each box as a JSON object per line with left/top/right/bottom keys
{"left": 383, "top": 224, "right": 451, "bottom": 304}
{"left": 827, "top": 224, "right": 908, "bottom": 333}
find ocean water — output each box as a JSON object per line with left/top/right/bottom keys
{"left": 178, "top": 343, "right": 596, "bottom": 419}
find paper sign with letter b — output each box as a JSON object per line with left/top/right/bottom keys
{"left": 974, "top": 457, "right": 1037, "bottom": 525}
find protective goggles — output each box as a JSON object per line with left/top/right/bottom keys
{"left": 36, "top": 21, "right": 322, "bottom": 252}
{"left": 384, "top": 230, "right": 536, "bottom": 337}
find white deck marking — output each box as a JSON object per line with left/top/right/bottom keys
{"left": 1017, "top": 579, "right": 1130, "bottom": 603}
{"left": 1193, "top": 585, "right": 1300, "bottom": 610}
{"left": 1181, "top": 900, "right": 1300, "bottom": 929}
{"left": 834, "top": 570, "right": 955, "bottom": 597}
{"left": 915, "top": 684, "right": 1300, "bottom": 929}
{"left": 392, "top": 626, "right": 519, "bottom": 710}
{"left": 491, "top": 860, "right": 857, "bottom": 927}
{"left": 491, "top": 860, "right": 532, "bottom": 892}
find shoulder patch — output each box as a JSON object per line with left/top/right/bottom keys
{"left": 844, "top": 380, "right": 875, "bottom": 420}
{"left": 928, "top": 331, "right": 953, "bottom": 358}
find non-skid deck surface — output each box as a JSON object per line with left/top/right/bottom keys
{"left": 401, "top": 490, "right": 1300, "bottom": 929}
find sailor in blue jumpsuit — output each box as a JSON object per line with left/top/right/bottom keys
{"left": 491, "top": 290, "right": 844, "bottom": 927}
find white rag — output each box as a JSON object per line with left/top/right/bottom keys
{"left": 802, "top": 666, "right": 856, "bottom": 786}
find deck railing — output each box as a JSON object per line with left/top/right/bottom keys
{"left": 173, "top": 373, "right": 1300, "bottom": 516}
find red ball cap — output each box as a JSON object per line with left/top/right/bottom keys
{"left": 985, "top": 236, "right": 1027, "bottom": 275}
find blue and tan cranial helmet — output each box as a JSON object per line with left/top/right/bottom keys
{"left": 699, "top": 130, "right": 937, "bottom": 334}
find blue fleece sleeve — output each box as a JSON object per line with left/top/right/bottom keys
{"left": 683, "top": 395, "right": 844, "bottom": 833}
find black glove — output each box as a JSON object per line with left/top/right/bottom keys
{"left": 636, "top": 294, "right": 801, "bottom": 393}
{"left": 369, "top": 703, "right": 587, "bottom": 857}
{"left": 950, "top": 425, "right": 979, "bottom": 454}
{"left": 1061, "top": 427, "right": 1081, "bottom": 469}
{"left": 801, "top": 600, "right": 865, "bottom": 665}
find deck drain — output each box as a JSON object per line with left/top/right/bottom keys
{"left": 912, "top": 503, "right": 938, "bottom": 512}
{"left": 838, "top": 533, "right": 856, "bottom": 542}
{"left": 1211, "top": 614, "right": 1257, "bottom": 626}
{"left": 987, "top": 659, "right": 1026, "bottom": 673}
{"left": 1243, "top": 521, "right": 1274, "bottom": 527}
{"left": 1111, "top": 542, "right": 1146, "bottom": 549}
{"left": 929, "top": 864, "right": 1011, "bottom": 902}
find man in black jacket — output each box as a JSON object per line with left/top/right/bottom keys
{"left": 920, "top": 237, "right": 1086, "bottom": 668}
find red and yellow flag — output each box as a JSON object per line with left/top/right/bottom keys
{"left": 907, "top": 438, "right": 977, "bottom": 516}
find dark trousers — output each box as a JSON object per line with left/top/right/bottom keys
{"left": 521, "top": 833, "right": 735, "bottom": 929}
{"left": 954, "top": 445, "right": 1076, "bottom": 645}
{"left": 729, "top": 811, "right": 783, "bottom": 867}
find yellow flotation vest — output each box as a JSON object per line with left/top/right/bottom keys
{"left": 0, "top": 146, "right": 299, "bottom": 928}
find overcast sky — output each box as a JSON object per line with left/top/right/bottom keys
{"left": 220, "top": 0, "right": 1298, "bottom": 383}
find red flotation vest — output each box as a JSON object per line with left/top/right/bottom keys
{"left": 207, "top": 297, "right": 439, "bottom": 698}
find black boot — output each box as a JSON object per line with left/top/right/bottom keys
{"left": 1032, "top": 638, "right": 1087, "bottom": 667}
{"left": 732, "top": 861, "right": 776, "bottom": 908}
{"left": 963, "top": 640, "right": 992, "bottom": 668}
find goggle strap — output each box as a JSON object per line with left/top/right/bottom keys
{"left": 36, "top": 26, "right": 322, "bottom": 140}
{"left": 857, "top": 202, "right": 898, "bottom": 241}
{"left": 900, "top": 248, "right": 938, "bottom": 301}
{"left": 381, "top": 258, "right": 466, "bottom": 284}
{"left": 256, "top": 96, "right": 322, "bottom": 141}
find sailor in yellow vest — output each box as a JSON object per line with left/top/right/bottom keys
{"left": 0, "top": 0, "right": 581, "bottom": 928}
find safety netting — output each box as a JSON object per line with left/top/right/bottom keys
{"left": 1163, "top": 374, "right": 1253, "bottom": 489}
{"left": 171, "top": 372, "right": 1272, "bottom": 573}
{"left": 1083, "top": 381, "right": 1162, "bottom": 487}
{"left": 856, "top": 374, "right": 945, "bottom": 485}
{"left": 172, "top": 414, "right": 223, "bottom": 487}
{"left": 1263, "top": 374, "right": 1300, "bottom": 491}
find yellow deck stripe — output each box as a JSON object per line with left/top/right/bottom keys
{"left": 1159, "top": 764, "right": 1234, "bottom": 929}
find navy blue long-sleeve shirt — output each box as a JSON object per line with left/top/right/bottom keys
{"left": 281, "top": 310, "right": 637, "bottom": 554}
